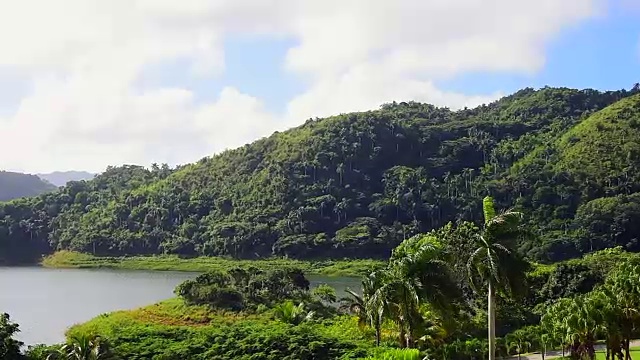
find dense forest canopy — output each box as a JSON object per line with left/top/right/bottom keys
{"left": 0, "top": 171, "right": 57, "bottom": 202}
{"left": 1, "top": 86, "right": 640, "bottom": 264}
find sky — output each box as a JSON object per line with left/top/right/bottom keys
{"left": 0, "top": 0, "right": 638, "bottom": 174}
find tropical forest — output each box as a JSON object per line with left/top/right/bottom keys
{"left": 2, "top": 86, "right": 640, "bottom": 359}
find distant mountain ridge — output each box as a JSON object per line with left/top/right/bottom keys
{"left": 37, "top": 171, "right": 95, "bottom": 186}
{"left": 0, "top": 171, "right": 57, "bottom": 202}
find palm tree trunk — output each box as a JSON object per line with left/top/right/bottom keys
{"left": 488, "top": 280, "right": 496, "bottom": 360}
{"left": 625, "top": 339, "right": 631, "bottom": 360}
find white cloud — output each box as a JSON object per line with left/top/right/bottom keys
{"left": 286, "top": 63, "right": 502, "bottom": 121}
{"left": 0, "top": 0, "right": 603, "bottom": 173}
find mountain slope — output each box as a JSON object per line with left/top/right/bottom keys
{"left": 505, "top": 93, "right": 640, "bottom": 260}
{"left": 0, "top": 86, "right": 639, "bottom": 264}
{"left": 37, "top": 171, "right": 95, "bottom": 186}
{"left": 554, "top": 94, "right": 640, "bottom": 190}
{"left": 0, "top": 171, "right": 57, "bottom": 202}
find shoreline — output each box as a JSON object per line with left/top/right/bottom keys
{"left": 40, "top": 251, "right": 382, "bottom": 277}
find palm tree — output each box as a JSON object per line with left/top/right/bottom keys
{"left": 373, "top": 241, "right": 459, "bottom": 349}
{"left": 507, "top": 329, "right": 532, "bottom": 360}
{"left": 539, "top": 332, "right": 551, "bottom": 360}
{"left": 601, "top": 260, "right": 640, "bottom": 360}
{"left": 46, "top": 334, "right": 112, "bottom": 360}
{"left": 542, "top": 298, "right": 574, "bottom": 359}
{"left": 371, "top": 268, "right": 421, "bottom": 348}
{"left": 341, "top": 271, "right": 385, "bottom": 346}
{"left": 273, "top": 301, "right": 314, "bottom": 325}
{"left": 467, "top": 196, "right": 526, "bottom": 360}
{"left": 395, "top": 240, "right": 461, "bottom": 313}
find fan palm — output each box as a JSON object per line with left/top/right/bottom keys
{"left": 46, "top": 334, "right": 111, "bottom": 360}
{"left": 273, "top": 301, "right": 314, "bottom": 325}
{"left": 371, "top": 268, "right": 421, "bottom": 348}
{"left": 602, "top": 261, "right": 640, "bottom": 360}
{"left": 373, "top": 241, "right": 459, "bottom": 348}
{"left": 507, "top": 329, "right": 532, "bottom": 360}
{"left": 467, "top": 196, "right": 526, "bottom": 360}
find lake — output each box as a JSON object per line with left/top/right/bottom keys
{"left": 0, "top": 267, "right": 361, "bottom": 346}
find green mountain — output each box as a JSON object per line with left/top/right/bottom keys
{"left": 0, "top": 171, "right": 57, "bottom": 202}
{"left": 1, "top": 87, "right": 639, "bottom": 264}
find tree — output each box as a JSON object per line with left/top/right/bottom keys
{"left": 507, "top": 329, "right": 531, "bottom": 360}
{"left": 341, "top": 271, "right": 386, "bottom": 346}
{"left": 467, "top": 196, "right": 526, "bottom": 360}
{"left": 45, "top": 333, "right": 115, "bottom": 360}
{"left": 312, "top": 284, "right": 337, "bottom": 304}
{"left": 0, "top": 313, "right": 23, "bottom": 360}
{"left": 371, "top": 267, "right": 421, "bottom": 348}
{"left": 601, "top": 259, "right": 640, "bottom": 360}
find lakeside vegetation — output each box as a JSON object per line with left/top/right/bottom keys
{"left": 2, "top": 197, "right": 639, "bottom": 359}
{"left": 41, "top": 250, "right": 384, "bottom": 277}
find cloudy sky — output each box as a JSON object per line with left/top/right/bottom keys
{"left": 0, "top": 0, "right": 638, "bottom": 174}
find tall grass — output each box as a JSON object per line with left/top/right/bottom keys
{"left": 42, "top": 251, "right": 383, "bottom": 277}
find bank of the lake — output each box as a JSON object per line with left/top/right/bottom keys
{"left": 0, "top": 266, "right": 362, "bottom": 345}
{"left": 66, "top": 297, "right": 383, "bottom": 360}
{"left": 42, "top": 251, "right": 383, "bottom": 277}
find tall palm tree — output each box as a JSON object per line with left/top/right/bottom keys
{"left": 395, "top": 240, "right": 461, "bottom": 313}
{"left": 467, "top": 196, "right": 525, "bottom": 360}
{"left": 371, "top": 269, "right": 421, "bottom": 348}
{"left": 374, "top": 241, "right": 459, "bottom": 348}
{"left": 342, "top": 271, "right": 385, "bottom": 346}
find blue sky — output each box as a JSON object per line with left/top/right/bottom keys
{"left": 0, "top": 0, "right": 638, "bottom": 173}
{"left": 216, "top": 8, "right": 640, "bottom": 109}
{"left": 441, "top": 9, "right": 640, "bottom": 95}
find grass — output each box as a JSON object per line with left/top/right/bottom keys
{"left": 68, "top": 298, "right": 268, "bottom": 335}
{"left": 554, "top": 347, "right": 640, "bottom": 360}
{"left": 593, "top": 347, "right": 640, "bottom": 360}
{"left": 66, "top": 297, "right": 381, "bottom": 359}
{"left": 41, "top": 251, "right": 383, "bottom": 277}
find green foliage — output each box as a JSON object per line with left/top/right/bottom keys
{"left": 68, "top": 307, "right": 374, "bottom": 360}
{"left": 175, "top": 267, "right": 310, "bottom": 310}
{"left": 272, "top": 301, "right": 315, "bottom": 325}
{"left": 1, "top": 87, "right": 640, "bottom": 263}
{"left": 467, "top": 196, "right": 528, "bottom": 296}
{"left": 0, "top": 313, "right": 23, "bottom": 360}
{"left": 56, "top": 233, "right": 640, "bottom": 360}
{"left": 363, "top": 348, "right": 421, "bottom": 360}
{"left": 45, "top": 334, "right": 117, "bottom": 360}
{"left": 313, "top": 284, "right": 338, "bottom": 303}
{"left": 540, "top": 257, "right": 640, "bottom": 360}
{"left": 41, "top": 250, "right": 383, "bottom": 277}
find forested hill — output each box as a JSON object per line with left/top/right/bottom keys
{"left": 0, "top": 171, "right": 57, "bottom": 202}
{"left": 2, "top": 86, "right": 640, "bottom": 264}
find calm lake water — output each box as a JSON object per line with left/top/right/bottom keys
{"left": 0, "top": 267, "right": 361, "bottom": 346}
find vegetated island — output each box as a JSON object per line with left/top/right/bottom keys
{"left": 41, "top": 250, "right": 384, "bottom": 277}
